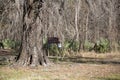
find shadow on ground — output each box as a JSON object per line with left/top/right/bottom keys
{"left": 0, "top": 49, "right": 16, "bottom": 66}
{"left": 50, "top": 56, "right": 120, "bottom": 65}
{"left": 0, "top": 48, "right": 120, "bottom": 66}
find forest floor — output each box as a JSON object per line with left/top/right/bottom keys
{"left": 0, "top": 52, "right": 120, "bottom": 80}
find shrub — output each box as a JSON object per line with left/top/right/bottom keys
{"left": 59, "top": 40, "right": 71, "bottom": 57}
{"left": 63, "top": 40, "right": 71, "bottom": 51}
{"left": 2, "top": 39, "right": 15, "bottom": 49}
{"left": 2, "top": 39, "right": 21, "bottom": 50}
{"left": 43, "top": 39, "right": 80, "bottom": 57}
{"left": 42, "top": 38, "right": 63, "bottom": 57}
{"left": 63, "top": 40, "right": 80, "bottom": 52}
{"left": 48, "top": 44, "right": 59, "bottom": 56}
{"left": 83, "top": 40, "right": 94, "bottom": 51}
{"left": 69, "top": 40, "right": 80, "bottom": 52}
{"left": 94, "top": 38, "right": 110, "bottom": 53}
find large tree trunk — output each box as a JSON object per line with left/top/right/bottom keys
{"left": 16, "top": 0, "right": 49, "bottom": 66}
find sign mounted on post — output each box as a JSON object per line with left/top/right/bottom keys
{"left": 47, "top": 37, "right": 62, "bottom": 48}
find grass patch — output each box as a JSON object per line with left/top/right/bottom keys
{"left": 98, "top": 74, "right": 120, "bottom": 80}
{"left": 0, "top": 67, "right": 45, "bottom": 80}
{"left": 0, "top": 52, "right": 120, "bottom": 80}
{"left": 0, "top": 63, "right": 120, "bottom": 80}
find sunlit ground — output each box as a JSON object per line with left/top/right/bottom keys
{"left": 0, "top": 52, "right": 120, "bottom": 80}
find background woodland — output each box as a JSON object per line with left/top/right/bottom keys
{"left": 0, "top": 0, "right": 120, "bottom": 54}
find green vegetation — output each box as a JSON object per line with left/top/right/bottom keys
{"left": 63, "top": 40, "right": 80, "bottom": 52}
{"left": 69, "top": 40, "right": 80, "bottom": 52}
{"left": 98, "top": 74, "right": 120, "bottom": 80}
{"left": 43, "top": 39, "right": 60, "bottom": 56}
{"left": 83, "top": 38, "right": 110, "bottom": 53}
{"left": 83, "top": 40, "right": 94, "bottom": 51}
{"left": 43, "top": 38, "right": 80, "bottom": 57}
{"left": 43, "top": 38, "right": 112, "bottom": 57}
{"left": 94, "top": 38, "right": 110, "bottom": 53}
{"left": 48, "top": 44, "right": 60, "bottom": 56}
{"left": 2, "top": 39, "right": 16, "bottom": 49}
{"left": 2, "top": 39, "right": 21, "bottom": 50}
{"left": 0, "top": 38, "right": 112, "bottom": 56}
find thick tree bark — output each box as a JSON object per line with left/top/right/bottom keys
{"left": 16, "top": 0, "right": 49, "bottom": 66}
